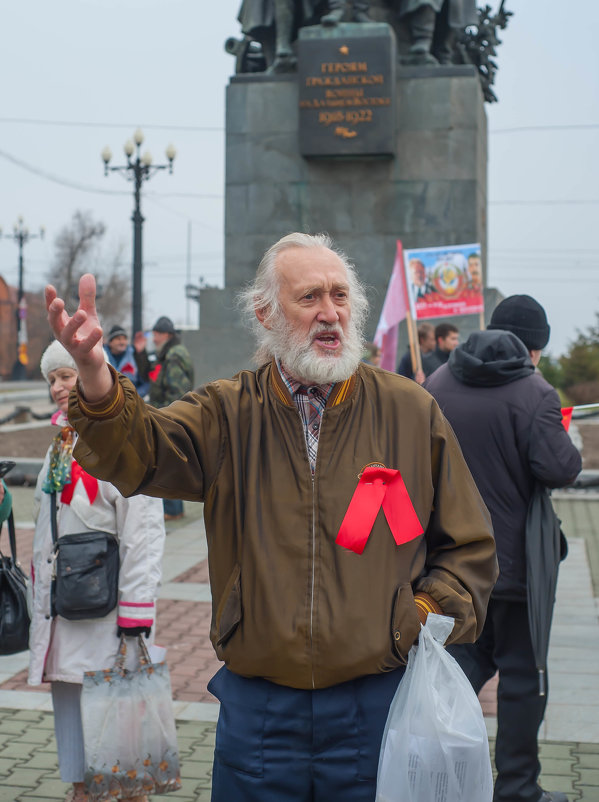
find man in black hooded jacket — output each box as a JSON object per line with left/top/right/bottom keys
{"left": 425, "top": 295, "right": 581, "bottom": 802}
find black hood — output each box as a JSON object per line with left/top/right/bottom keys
{"left": 448, "top": 329, "right": 535, "bottom": 387}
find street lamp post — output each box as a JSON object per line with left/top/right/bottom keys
{"left": 0, "top": 216, "right": 44, "bottom": 380}
{"left": 101, "top": 129, "right": 176, "bottom": 337}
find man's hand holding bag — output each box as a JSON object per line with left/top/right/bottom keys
{"left": 376, "top": 614, "right": 493, "bottom": 802}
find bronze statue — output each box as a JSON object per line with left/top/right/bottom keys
{"left": 459, "top": 2, "right": 513, "bottom": 101}
{"left": 398, "top": 0, "right": 478, "bottom": 65}
{"left": 227, "top": 0, "right": 512, "bottom": 103}
{"left": 235, "top": 0, "right": 325, "bottom": 73}
{"left": 321, "top": 1, "right": 371, "bottom": 26}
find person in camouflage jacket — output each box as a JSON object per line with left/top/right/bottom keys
{"left": 135, "top": 316, "right": 194, "bottom": 409}
{"left": 135, "top": 316, "right": 194, "bottom": 519}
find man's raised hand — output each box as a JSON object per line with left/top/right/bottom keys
{"left": 46, "top": 274, "right": 104, "bottom": 367}
{"left": 45, "top": 274, "right": 114, "bottom": 402}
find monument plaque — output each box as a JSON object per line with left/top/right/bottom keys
{"left": 298, "top": 23, "right": 396, "bottom": 158}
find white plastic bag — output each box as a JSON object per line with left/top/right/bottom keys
{"left": 82, "top": 636, "right": 181, "bottom": 801}
{"left": 376, "top": 614, "right": 493, "bottom": 802}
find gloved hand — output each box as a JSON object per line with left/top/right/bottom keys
{"left": 117, "top": 625, "right": 151, "bottom": 639}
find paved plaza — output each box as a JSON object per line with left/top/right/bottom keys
{"left": 1, "top": 490, "right": 598, "bottom": 800}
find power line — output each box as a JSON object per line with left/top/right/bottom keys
{"left": 0, "top": 147, "right": 129, "bottom": 195}
{"left": 489, "top": 275, "right": 599, "bottom": 284}
{"left": 490, "top": 199, "right": 599, "bottom": 206}
{"left": 490, "top": 123, "right": 599, "bottom": 134}
{"left": 490, "top": 247, "right": 599, "bottom": 253}
{"left": 0, "top": 117, "right": 223, "bottom": 132}
{"left": 0, "top": 147, "right": 222, "bottom": 201}
{"left": 144, "top": 196, "right": 220, "bottom": 231}
{"left": 1, "top": 116, "right": 597, "bottom": 136}
{"left": 155, "top": 192, "right": 223, "bottom": 199}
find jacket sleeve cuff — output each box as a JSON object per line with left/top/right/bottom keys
{"left": 117, "top": 600, "right": 155, "bottom": 629}
{"left": 414, "top": 592, "right": 443, "bottom": 625}
{"left": 75, "top": 365, "right": 125, "bottom": 420}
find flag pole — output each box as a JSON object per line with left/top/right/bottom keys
{"left": 373, "top": 239, "right": 411, "bottom": 372}
{"left": 407, "top": 311, "right": 422, "bottom": 374}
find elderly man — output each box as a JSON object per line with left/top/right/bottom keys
{"left": 46, "top": 232, "right": 497, "bottom": 802}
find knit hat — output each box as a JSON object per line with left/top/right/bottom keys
{"left": 488, "top": 294, "right": 550, "bottom": 350}
{"left": 107, "top": 324, "right": 127, "bottom": 342}
{"left": 40, "top": 341, "right": 78, "bottom": 382}
{"left": 152, "top": 316, "right": 176, "bottom": 334}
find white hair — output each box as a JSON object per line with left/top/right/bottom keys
{"left": 239, "top": 232, "right": 369, "bottom": 366}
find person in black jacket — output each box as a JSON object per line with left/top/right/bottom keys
{"left": 421, "top": 321, "right": 459, "bottom": 377}
{"left": 425, "top": 294, "right": 581, "bottom": 802}
{"left": 397, "top": 322, "right": 435, "bottom": 383}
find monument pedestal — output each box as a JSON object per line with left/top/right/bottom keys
{"left": 193, "top": 33, "right": 488, "bottom": 384}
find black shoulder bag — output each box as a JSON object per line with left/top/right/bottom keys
{"left": 0, "top": 510, "right": 30, "bottom": 654}
{"left": 50, "top": 492, "right": 120, "bottom": 620}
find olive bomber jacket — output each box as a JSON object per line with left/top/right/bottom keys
{"left": 69, "top": 361, "right": 498, "bottom": 690}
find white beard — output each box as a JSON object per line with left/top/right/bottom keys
{"left": 270, "top": 317, "right": 363, "bottom": 385}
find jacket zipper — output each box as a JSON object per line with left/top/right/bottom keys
{"left": 291, "top": 400, "right": 323, "bottom": 690}
{"left": 309, "top": 408, "right": 327, "bottom": 690}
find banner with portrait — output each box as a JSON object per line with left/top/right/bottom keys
{"left": 404, "top": 243, "right": 484, "bottom": 320}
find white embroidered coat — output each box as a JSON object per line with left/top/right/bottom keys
{"left": 28, "top": 421, "right": 165, "bottom": 685}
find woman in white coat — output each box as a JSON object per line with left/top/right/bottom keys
{"left": 28, "top": 341, "right": 166, "bottom": 802}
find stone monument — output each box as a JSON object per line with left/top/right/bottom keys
{"left": 187, "top": 2, "right": 511, "bottom": 383}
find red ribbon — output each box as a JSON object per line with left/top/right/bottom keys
{"left": 336, "top": 467, "right": 423, "bottom": 555}
{"left": 60, "top": 462, "right": 99, "bottom": 506}
{"left": 149, "top": 364, "right": 162, "bottom": 383}
{"left": 561, "top": 406, "right": 573, "bottom": 432}
{"left": 119, "top": 361, "right": 136, "bottom": 376}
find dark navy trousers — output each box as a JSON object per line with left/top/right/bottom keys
{"left": 448, "top": 598, "right": 547, "bottom": 802}
{"left": 207, "top": 665, "right": 405, "bottom": 802}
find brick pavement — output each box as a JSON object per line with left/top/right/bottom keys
{"left": 1, "top": 709, "right": 597, "bottom": 802}
{"left": 0, "top": 598, "right": 222, "bottom": 704}
{"left": 154, "top": 598, "right": 221, "bottom": 703}
{"left": 173, "top": 561, "right": 209, "bottom": 584}
{"left": 0, "top": 709, "right": 215, "bottom": 801}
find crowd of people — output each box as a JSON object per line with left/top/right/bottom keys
{"left": 0, "top": 232, "right": 579, "bottom": 802}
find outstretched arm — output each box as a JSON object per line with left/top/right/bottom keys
{"left": 46, "top": 273, "right": 113, "bottom": 403}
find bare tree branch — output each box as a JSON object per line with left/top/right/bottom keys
{"left": 47, "top": 210, "right": 130, "bottom": 327}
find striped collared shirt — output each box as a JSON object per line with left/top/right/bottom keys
{"left": 277, "top": 359, "right": 334, "bottom": 474}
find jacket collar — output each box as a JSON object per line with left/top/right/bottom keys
{"left": 269, "top": 359, "right": 356, "bottom": 408}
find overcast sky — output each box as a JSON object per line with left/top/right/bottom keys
{"left": 1, "top": 1, "right": 598, "bottom": 357}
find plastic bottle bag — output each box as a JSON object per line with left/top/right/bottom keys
{"left": 376, "top": 614, "right": 493, "bottom": 802}
{"left": 82, "top": 636, "right": 181, "bottom": 800}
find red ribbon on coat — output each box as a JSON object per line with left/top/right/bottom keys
{"left": 119, "top": 361, "right": 136, "bottom": 376}
{"left": 60, "top": 462, "right": 99, "bottom": 506}
{"left": 148, "top": 363, "right": 162, "bottom": 383}
{"left": 336, "top": 467, "right": 424, "bottom": 555}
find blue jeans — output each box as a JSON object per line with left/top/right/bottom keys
{"left": 208, "top": 665, "right": 404, "bottom": 802}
